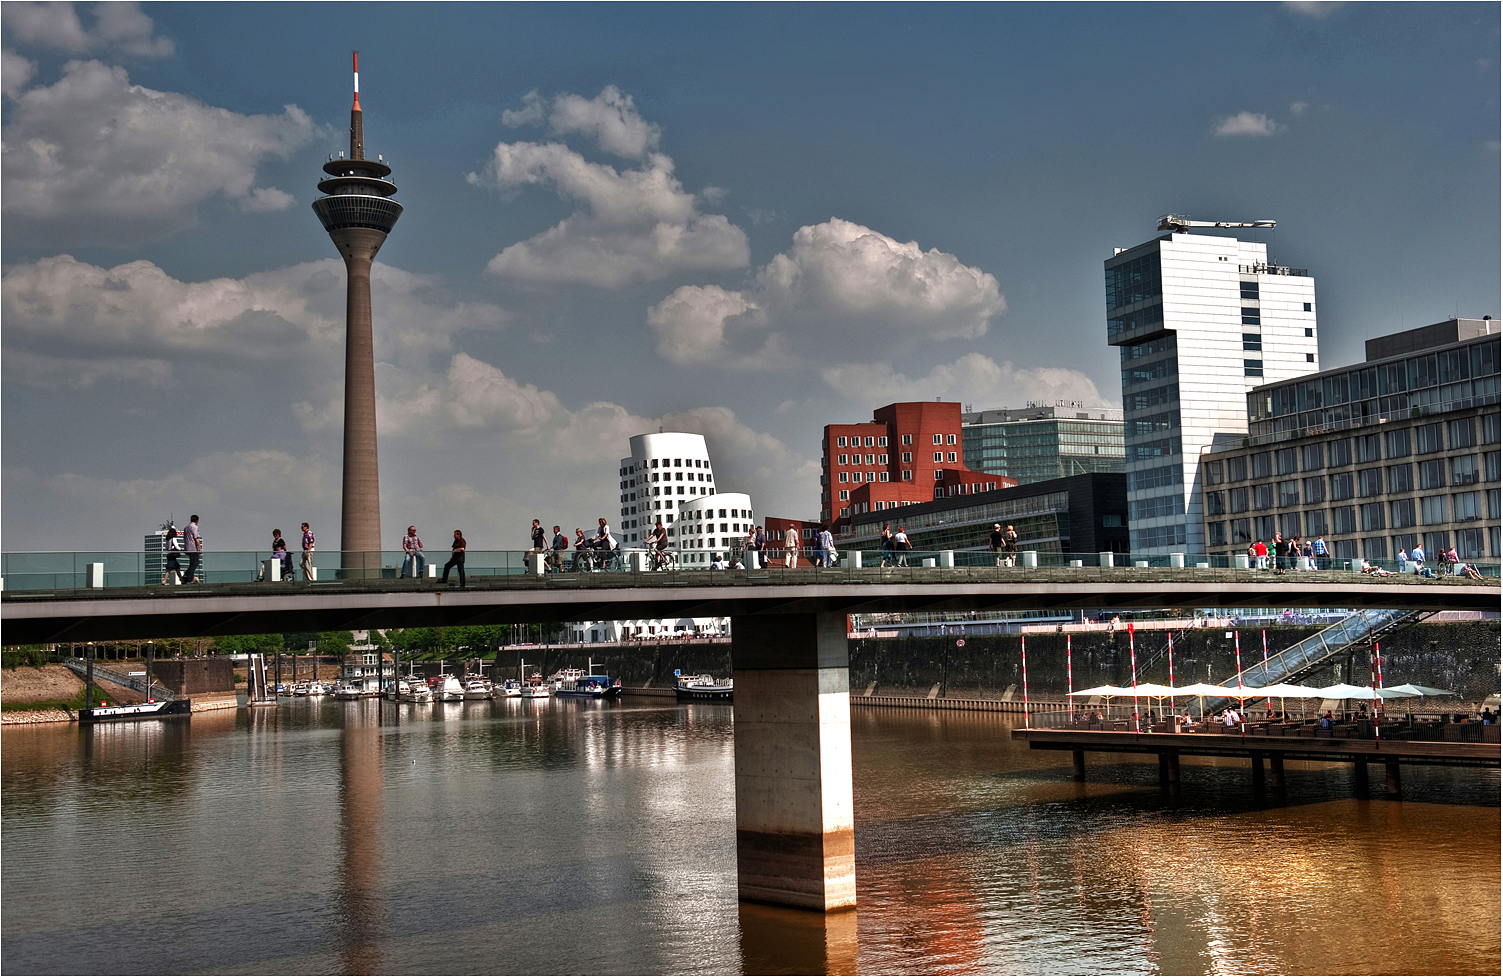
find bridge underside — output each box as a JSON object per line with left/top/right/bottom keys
{"left": 2, "top": 574, "right": 1493, "bottom": 644}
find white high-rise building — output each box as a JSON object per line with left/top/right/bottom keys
{"left": 617, "top": 432, "right": 756, "bottom": 547}
{"left": 1106, "top": 228, "right": 1319, "bottom": 554}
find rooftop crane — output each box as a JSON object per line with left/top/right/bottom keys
{"left": 1158, "top": 215, "right": 1275, "bottom": 232}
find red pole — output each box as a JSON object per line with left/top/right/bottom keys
{"left": 1021, "top": 635, "right": 1031, "bottom": 729}
{"left": 1128, "top": 622, "right": 1140, "bottom": 733}
{"left": 1234, "top": 629, "right": 1247, "bottom": 719}
{"left": 1370, "top": 634, "right": 1383, "bottom": 745}
{"left": 1167, "top": 632, "right": 1176, "bottom": 717}
{"left": 1262, "top": 629, "right": 1273, "bottom": 716}
{"left": 1066, "top": 634, "right": 1074, "bottom": 719}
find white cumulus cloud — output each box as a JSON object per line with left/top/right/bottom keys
{"left": 821, "top": 352, "right": 1109, "bottom": 410}
{"left": 1, "top": 48, "right": 37, "bottom": 98}
{"left": 1, "top": 2, "right": 175, "bottom": 59}
{"left": 2, "top": 60, "right": 321, "bottom": 245}
{"left": 1, "top": 255, "right": 508, "bottom": 387}
{"left": 647, "top": 218, "right": 1004, "bottom": 368}
{"left": 1212, "top": 111, "right": 1284, "bottom": 137}
{"left": 471, "top": 89, "right": 748, "bottom": 287}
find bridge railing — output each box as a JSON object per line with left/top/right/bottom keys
{"left": 0, "top": 547, "right": 1497, "bottom": 595}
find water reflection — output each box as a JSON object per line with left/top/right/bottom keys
{"left": 0, "top": 699, "right": 1496, "bottom": 975}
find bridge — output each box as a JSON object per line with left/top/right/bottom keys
{"left": 7, "top": 562, "right": 1494, "bottom": 914}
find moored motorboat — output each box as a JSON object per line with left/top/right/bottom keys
{"left": 333, "top": 682, "right": 363, "bottom": 700}
{"left": 552, "top": 673, "right": 623, "bottom": 699}
{"left": 494, "top": 680, "right": 524, "bottom": 698}
{"left": 522, "top": 683, "right": 550, "bottom": 699}
{"left": 463, "top": 679, "right": 492, "bottom": 701}
{"left": 435, "top": 675, "right": 466, "bottom": 702}
{"left": 674, "top": 674, "right": 734, "bottom": 702}
{"left": 79, "top": 698, "right": 192, "bottom": 724}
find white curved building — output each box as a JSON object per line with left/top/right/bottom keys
{"left": 617, "top": 432, "right": 721, "bottom": 545}
{"left": 675, "top": 492, "right": 756, "bottom": 565}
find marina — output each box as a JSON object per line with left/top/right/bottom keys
{"left": 1, "top": 697, "right": 1495, "bottom": 975}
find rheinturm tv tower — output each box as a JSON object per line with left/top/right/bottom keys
{"left": 312, "top": 52, "right": 402, "bottom": 564}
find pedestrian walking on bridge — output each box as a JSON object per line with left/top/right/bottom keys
{"left": 183, "top": 515, "right": 203, "bottom": 584}
{"left": 442, "top": 529, "right": 467, "bottom": 588}
{"left": 300, "top": 522, "right": 316, "bottom": 581}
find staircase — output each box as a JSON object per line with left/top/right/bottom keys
{"left": 1199, "top": 609, "right": 1432, "bottom": 710}
{"left": 63, "top": 658, "right": 177, "bottom": 701}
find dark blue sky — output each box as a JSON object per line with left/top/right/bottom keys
{"left": 3, "top": 2, "right": 1498, "bottom": 549}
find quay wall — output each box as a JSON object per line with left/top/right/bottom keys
{"left": 486, "top": 621, "right": 1498, "bottom": 705}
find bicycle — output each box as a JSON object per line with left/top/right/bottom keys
{"left": 647, "top": 548, "right": 679, "bottom": 572}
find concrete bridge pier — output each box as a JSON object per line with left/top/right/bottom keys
{"left": 730, "top": 613, "right": 855, "bottom": 913}
{"left": 1268, "top": 753, "right": 1286, "bottom": 792}
{"left": 1385, "top": 760, "right": 1403, "bottom": 798}
{"left": 1353, "top": 758, "right": 1370, "bottom": 797}
{"left": 1251, "top": 753, "right": 1267, "bottom": 797}
{"left": 1071, "top": 750, "right": 1086, "bottom": 781}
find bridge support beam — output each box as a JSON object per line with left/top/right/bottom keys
{"left": 1071, "top": 750, "right": 1086, "bottom": 781}
{"left": 1353, "top": 758, "right": 1370, "bottom": 797}
{"left": 1385, "top": 760, "right": 1402, "bottom": 798}
{"left": 1268, "top": 753, "right": 1285, "bottom": 791}
{"left": 1251, "top": 752, "right": 1266, "bottom": 797}
{"left": 731, "top": 613, "right": 855, "bottom": 912}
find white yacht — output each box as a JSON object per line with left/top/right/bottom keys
{"left": 333, "top": 681, "right": 363, "bottom": 701}
{"left": 495, "top": 680, "right": 524, "bottom": 698}
{"left": 463, "top": 678, "right": 492, "bottom": 701}
{"left": 523, "top": 683, "right": 551, "bottom": 699}
{"left": 435, "top": 675, "right": 466, "bottom": 702}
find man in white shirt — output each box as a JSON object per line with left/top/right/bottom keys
{"left": 183, "top": 515, "right": 202, "bottom": 584}
{"left": 893, "top": 526, "right": 910, "bottom": 566}
{"left": 783, "top": 525, "right": 799, "bottom": 568}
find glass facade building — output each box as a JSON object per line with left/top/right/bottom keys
{"left": 1106, "top": 231, "right": 1320, "bottom": 554}
{"left": 961, "top": 406, "right": 1124, "bottom": 485}
{"left": 1204, "top": 320, "right": 1502, "bottom": 563}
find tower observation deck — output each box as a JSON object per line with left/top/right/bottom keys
{"left": 313, "top": 52, "right": 402, "bottom": 569}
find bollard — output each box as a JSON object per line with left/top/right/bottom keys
{"left": 1195, "top": 562, "right": 1209, "bottom": 569}
{"left": 532, "top": 553, "right": 546, "bottom": 576}
{"left": 1234, "top": 554, "right": 1250, "bottom": 569}
{"left": 1069, "top": 560, "right": 1083, "bottom": 568}
{"left": 1020, "top": 550, "right": 1037, "bottom": 568}
{"left": 922, "top": 558, "right": 936, "bottom": 568}
{"left": 1169, "top": 553, "right": 1185, "bottom": 569}
{"left": 839, "top": 551, "right": 860, "bottom": 569}
{"left": 261, "top": 558, "right": 281, "bottom": 583}
{"left": 86, "top": 562, "right": 105, "bottom": 589}
{"left": 939, "top": 551, "right": 954, "bottom": 568}
{"left": 747, "top": 550, "right": 761, "bottom": 570}
{"left": 1134, "top": 561, "right": 1149, "bottom": 568}
{"left": 1098, "top": 552, "right": 1114, "bottom": 568}
{"left": 426, "top": 564, "right": 438, "bottom": 579}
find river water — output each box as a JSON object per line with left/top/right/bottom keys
{"left": 2, "top": 697, "right": 1497, "bottom": 975}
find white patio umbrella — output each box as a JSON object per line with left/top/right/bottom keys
{"left": 1173, "top": 682, "right": 1240, "bottom": 720}
{"left": 1068, "top": 684, "right": 1130, "bottom": 696}
{"left": 1241, "top": 682, "right": 1323, "bottom": 718}
{"left": 1386, "top": 683, "right": 1458, "bottom": 697}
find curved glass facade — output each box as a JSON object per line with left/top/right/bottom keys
{"left": 312, "top": 194, "right": 403, "bottom": 234}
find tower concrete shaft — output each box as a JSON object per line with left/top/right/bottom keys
{"left": 312, "top": 52, "right": 402, "bottom": 562}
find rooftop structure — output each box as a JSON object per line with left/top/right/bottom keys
{"left": 312, "top": 52, "right": 403, "bottom": 561}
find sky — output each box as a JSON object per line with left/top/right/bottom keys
{"left": 2, "top": 1, "right": 1498, "bottom": 553}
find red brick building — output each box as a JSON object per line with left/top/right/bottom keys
{"left": 821, "top": 402, "right": 1014, "bottom": 533}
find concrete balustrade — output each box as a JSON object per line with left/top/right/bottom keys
{"left": 730, "top": 613, "right": 855, "bottom": 912}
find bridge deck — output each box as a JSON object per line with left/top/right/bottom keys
{"left": 1011, "top": 727, "right": 1501, "bottom": 767}
{"left": 3, "top": 566, "right": 1495, "bottom": 644}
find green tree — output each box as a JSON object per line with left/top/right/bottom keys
{"left": 316, "top": 631, "right": 353, "bottom": 656}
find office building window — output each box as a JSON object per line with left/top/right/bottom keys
{"left": 1490, "top": 488, "right": 1502, "bottom": 521}
{"left": 1390, "top": 498, "right": 1416, "bottom": 529}
{"left": 1392, "top": 533, "right": 1418, "bottom": 556}
{"left": 877, "top": 436, "right": 888, "bottom": 447}
{"left": 838, "top": 472, "right": 848, "bottom": 483}
{"left": 1227, "top": 456, "right": 1248, "bottom": 482}
{"left": 1305, "top": 509, "right": 1329, "bottom": 536}
{"left": 877, "top": 454, "right": 887, "bottom": 464}
{"left": 1449, "top": 418, "right": 1476, "bottom": 449}
{"left": 1333, "top": 539, "right": 1358, "bottom": 560}
{"left": 1360, "top": 502, "right": 1386, "bottom": 532}
{"left": 1208, "top": 522, "right": 1228, "bottom": 546}
{"left": 1386, "top": 464, "right": 1413, "bottom": 494}
{"left": 946, "top": 452, "right": 957, "bottom": 463}
{"left": 933, "top": 452, "right": 943, "bottom": 462}
{"left": 1458, "top": 528, "right": 1485, "bottom": 559}
{"left": 878, "top": 472, "right": 890, "bottom": 482}
{"left": 933, "top": 434, "right": 943, "bottom": 445}
{"left": 1486, "top": 451, "right": 1500, "bottom": 482}
{"left": 1255, "top": 515, "right": 1276, "bottom": 541}
{"left": 901, "top": 470, "right": 912, "bottom": 481}
{"left": 1229, "top": 487, "right": 1249, "bottom": 513}
{"left": 837, "top": 437, "right": 847, "bottom": 447}
{"left": 1417, "top": 459, "right": 1447, "bottom": 490}
{"left": 1332, "top": 506, "right": 1357, "bottom": 534}
{"left": 1239, "top": 280, "right": 1259, "bottom": 300}
{"left": 1205, "top": 491, "right": 1225, "bottom": 516}
{"left": 1420, "top": 495, "right": 1447, "bottom": 525}
{"left": 946, "top": 434, "right": 957, "bottom": 445}
{"left": 1453, "top": 491, "right": 1482, "bottom": 522}
{"left": 838, "top": 490, "right": 849, "bottom": 501}
{"left": 1243, "top": 333, "right": 1262, "bottom": 352}
{"left": 1362, "top": 537, "right": 1388, "bottom": 559}
{"left": 1452, "top": 454, "right": 1480, "bottom": 486}
{"left": 1241, "top": 308, "right": 1262, "bottom": 326}
{"left": 1244, "top": 360, "right": 1264, "bottom": 377}
{"left": 1301, "top": 443, "right": 1324, "bottom": 472}
{"left": 1278, "top": 512, "right": 1301, "bottom": 539}
{"left": 1329, "top": 471, "right": 1354, "bottom": 500}
{"left": 837, "top": 454, "right": 848, "bottom": 465}
{"left": 1130, "top": 464, "right": 1182, "bottom": 491}
{"left": 1423, "top": 531, "right": 1451, "bottom": 555}
{"left": 1231, "top": 518, "right": 1252, "bottom": 544}
{"left": 1204, "top": 460, "right": 1224, "bottom": 485}
{"left": 1415, "top": 423, "right": 1443, "bottom": 454}
{"left": 1354, "top": 434, "right": 1382, "bottom": 464}
{"left": 901, "top": 452, "right": 912, "bottom": 463}
{"left": 933, "top": 470, "right": 944, "bottom": 481}
{"left": 1253, "top": 484, "right": 1274, "bottom": 509}
{"left": 1275, "top": 448, "right": 1298, "bottom": 476}
{"left": 1483, "top": 413, "right": 1501, "bottom": 445}
{"left": 1279, "top": 480, "right": 1300, "bottom": 507}
{"left": 1328, "top": 438, "right": 1352, "bottom": 467}
{"left": 1384, "top": 428, "right": 1411, "bottom": 459}
{"left": 865, "top": 436, "right": 875, "bottom": 447}
{"left": 1251, "top": 453, "right": 1272, "bottom": 478}
{"left": 1303, "top": 476, "right": 1326, "bottom": 503}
